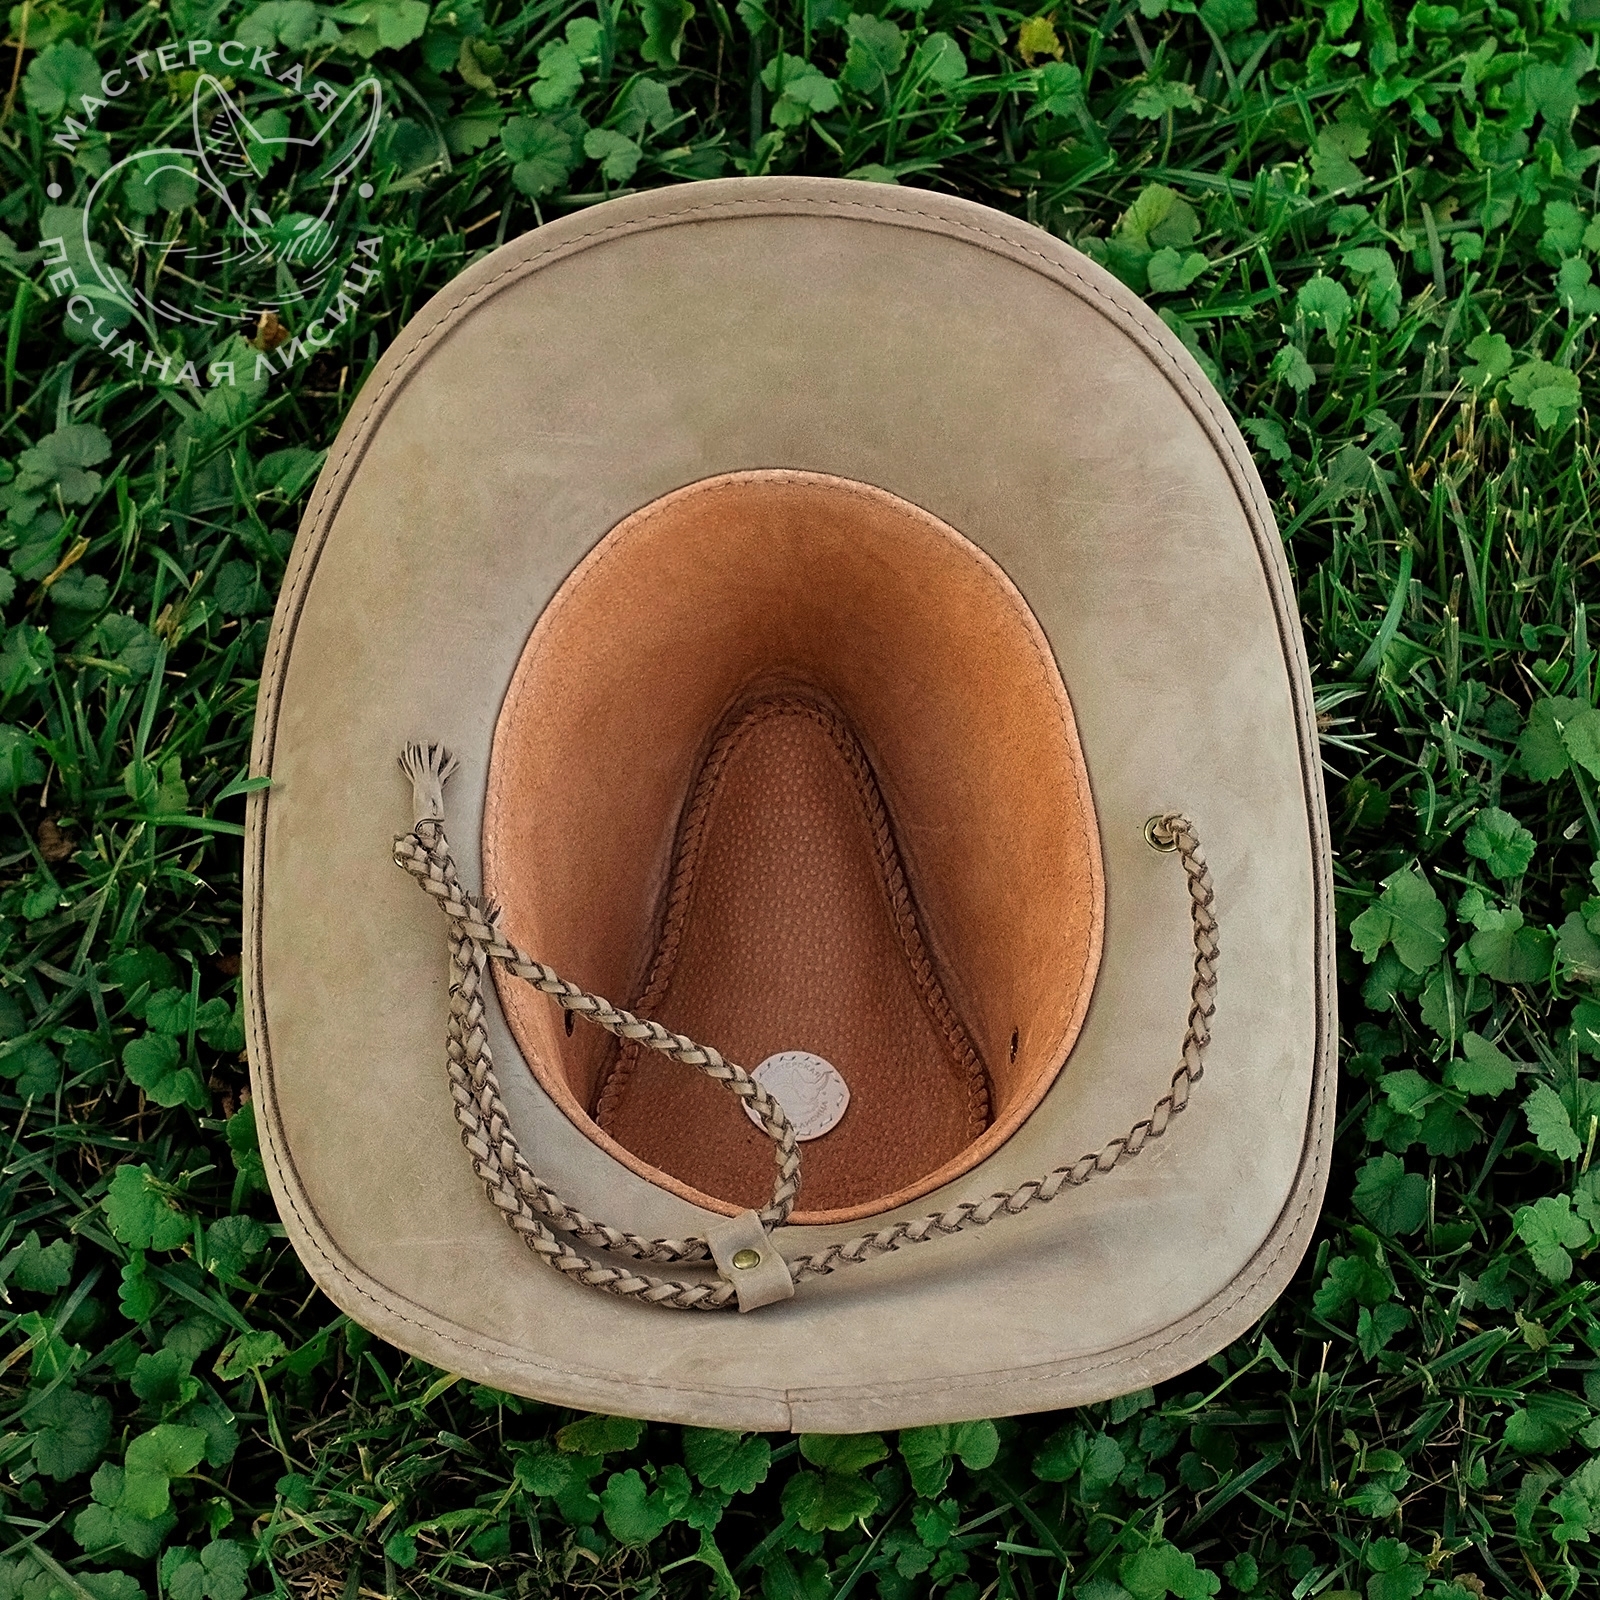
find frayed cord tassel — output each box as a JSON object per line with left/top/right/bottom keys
{"left": 399, "top": 742, "right": 458, "bottom": 826}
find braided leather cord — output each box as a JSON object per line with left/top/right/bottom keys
{"left": 392, "top": 744, "right": 1218, "bottom": 1311}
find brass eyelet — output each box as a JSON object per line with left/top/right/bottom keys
{"left": 1144, "top": 816, "right": 1178, "bottom": 853}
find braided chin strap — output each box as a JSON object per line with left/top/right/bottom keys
{"left": 392, "top": 743, "right": 1219, "bottom": 1312}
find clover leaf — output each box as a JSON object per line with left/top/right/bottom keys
{"left": 1515, "top": 1195, "right": 1592, "bottom": 1281}
{"left": 1357, "top": 1302, "right": 1412, "bottom": 1360}
{"left": 336, "top": 0, "right": 430, "bottom": 59}
{"left": 1465, "top": 806, "right": 1536, "bottom": 879}
{"left": 1551, "top": 1457, "right": 1600, "bottom": 1543}
{"left": 1242, "top": 415, "right": 1291, "bottom": 461}
{"left": 1336, "top": 248, "right": 1398, "bottom": 328}
{"left": 1350, "top": 869, "right": 1446, "bottom": 973}
{"left": 28, "top": 1385, "right": 111, "bottom": 1480}
{"left": 1520, "top": 696, "right": 1600, "bottom": 782}
{"left": 0, "top": 724, "right": 43, "bottom": 797}
{"left": 213, "top": 1330, "right": 286, "bottom": 1381}
{"left": 529, "top": 40, "right": 584, "bottom": 108}
{"left": 1130, "top": 80, "right": 1202, "bottom": 120}
{"left": 615, "top": 77, "right": 675, "bottom": 139}
{"left": 0, "top": 628, "right": 53, "bottom": 706}
{"left": 1018, "top": 16, "right": 1064, "bottom": 63}
{"left": 1558, "top": 257, "right": 1600, "bottom": 314}
{"left": 1032, "top": 1424, "right": 1085, "bottom": 1483}
{"left": 1313, "top": 1251, "right": 1393, "bottom": 1319}
{"left": 1034, "top": 60, "right": 1085, "bottom": 120}
{"left": 120, "top": 1424, "right": 208, "bottom": 1519}
{"left": 557, "top": 1412, "right": 645, "bottom": 1453}
{"left": 639, "top": 0, "right": 695, "bottom": 66}
{"left": 180, "top": 1394, "right": 241, "bottom": 1465}
{"left": 205, "top": 1215, "right": 268, "bottom": 1280}
{"left": 15, "top": 424, "right": 112, "bottom": 505}
{"left": 584, "top": 128, "right": 642, "bottom": 183}
{"left": 1503, "top": 1390, "right": 1591, "bottom": 1453}
{"left": 237, "top": 2, "right": 323, "bottom": 49}
{"left": 1462, "top": 331, "right": 1513, "bottom": 388}
{"left": 898, "top": 1420, "right": 999, "bottom": 1498}
{"left": 1524, "top": 1082, "right": 1582, "bottom": 1160}
{"left": 1200, "top": 0, "right": 1256, "bottom": 35}
{"left": 1120, "top": 1540, "right": 1221, "bottom": 1600}
{"left": 1310, "top": 120, "right": 1369, "bottom": 192}
{"left": 1078, "top": 1431, "right": 1126, "bottom": 1500}
{"left": 124, "top": 1030, "right": 206, "bottom": 1110}
{"left": 762, "top": 55, "right": 842, "bottom": 126}
{"left": 1124, "top": 184, "right": 1200, "bottom": 252}
{"left": 0, "top": 1227, "right": 73, "bottom": 1293}
{"left": 800, "top": 1432, "right": 888, "bottom": 1473}
{"left": 22, "top": 42, "right": 101, "bottom": 120}
{"left": 779, "top": 1432, "right": 889, "bottom": 1530}
{"left": 1446, "top": 1032, "right": 1521, "bottom": 1096}
{"left": 1270, "top": 344, "right": 1314, "bottom": 393}
{"left": 1506, "top": 360, "right": 1582, "bottom": 430}
{"left": 1297, "top": 274, "right": 1353, "bottom": 339}
{"left": 503, "top": 116, "right": 579, "bottom": 198}
{"left": 122, "top": 754, "right": 189, "bottom": 816}
{"left": 841, "top": 14, "right": 906, "bottom": 93}
{"left": 73, "top": 1462, "right": 177, "bottom": 1559}
{"left": 104, "top": 1164, "right": 190, "bottom": 1251}
{"left": 161, "top": 1542, "right": 250, "bottom": 1600}
{"left": 1364, "top": 1538, "right": 1425, "bottom": 1600}
{"left": 1558, "top": 909, "right": 1600, "bottom": 982}
{"left": 1542, "top": 198, "right": 1587, "bottom": 254}
{"left": 513, "top": 1439, "right": 603, "bottom": 1523}
{"left": 599, "top": 1466, "right": 690, "bottom": 1544}
{"left": 227, "top": 1101, "right": 267, "bottom": 1196}
{"left": 1351, "top": 1153, "right": 1427, "bottom": 1235}
{"left": 911, "top": 32, "right": 967, "bottom": 88}
{"left": 781, "top": 1465, "right": 881, "bottom": 1531}
{"left": 1148, "top": 247, "right": 1209, "bottom": 292}
{"left": 682, "top": 1428, "right": 772, "bottom": 1493}
{"left": 131, "top": 1347, "right": 200, "bottom": 1412}
{"left": 1460, "top": 907, "right": 1553, "bottom": 985}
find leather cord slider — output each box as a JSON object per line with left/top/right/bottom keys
{"left": 707, "top": 1210, "right": 794, "bottom": 1312}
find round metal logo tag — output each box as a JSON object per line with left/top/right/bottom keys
{"left": 743, "top": 1051, "right": 850, "bottom": 1141}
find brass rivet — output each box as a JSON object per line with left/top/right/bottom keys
{"left": 731, "top": 1248, "right": 762, "bottom": 1270}
{"left": 1144, "top": 816, "right": 1177, "bottom": 853}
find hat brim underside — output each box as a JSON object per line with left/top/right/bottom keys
{"left": 245, "top": 177, "right": 1334, "bottom": 1430}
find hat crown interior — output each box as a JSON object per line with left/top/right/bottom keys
{"left": 483, "top": 469, "right": 1104, "bottom": 1224}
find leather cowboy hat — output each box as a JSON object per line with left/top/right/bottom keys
{"left": 245, "top": 176, "right": 1334, "bottom": 1430}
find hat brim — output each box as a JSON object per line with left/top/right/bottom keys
{"left": 245, "top": 176, "right": 1334, "bottom": 1430}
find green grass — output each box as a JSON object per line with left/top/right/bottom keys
{"left": 2, "top": 0, "right": 1600, "bottom": 1596}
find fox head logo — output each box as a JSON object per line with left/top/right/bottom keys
{"left": 81, "top": 73, "right": 381, "bottom": 330}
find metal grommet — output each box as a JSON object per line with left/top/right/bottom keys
{"left": 1144, "top": 815, "right": 1178, "bottom": 853}
{"left": 731, "top": 1248, "right": 762, "bottom": 1270}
